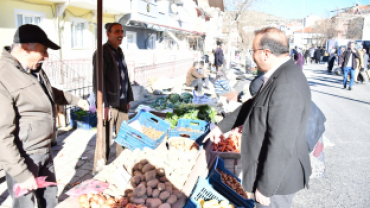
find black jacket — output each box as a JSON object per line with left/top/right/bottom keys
{"left": 215, "top": 48, "right": 224, "bottom": 66}
{"left": 338, "top": 49, "right": 360, "bottom": 69}
{"left": 218, "top": 59, "right": 312, "bottom": 197}
{"left": 92, "top": 42, "right": 134, "bottom": 108}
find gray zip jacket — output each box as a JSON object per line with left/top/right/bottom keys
{"left": 0, "top": 47, "right": 80, "bottom": 183}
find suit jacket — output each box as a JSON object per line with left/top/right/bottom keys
{"left": 218, "top": 59, "right": 312, "bottom": 197}
{"left": 92, "top": 42, "right": 134, "bottom": 108}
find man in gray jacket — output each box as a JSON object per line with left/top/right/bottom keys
{"left": 0, "top": 24, "right": 89, "bottom": 208}
{"left": 92, "top": 23, "right": 134, "bottom": 160}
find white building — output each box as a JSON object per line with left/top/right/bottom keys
{"left": 303, "top": 14, "right": 321, "bottom": 28}
{"left": 293, "top": 27, "right": 325, "bottom": 49}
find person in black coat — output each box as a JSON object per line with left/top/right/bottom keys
{"left": 314, "top": 46, "right": 321, "bottom": 64}
{"left": 215, "top": 41, "right": 224, "bottom": 70}
{"left": 204, "top": 27, "right": 312, "bottom": 208}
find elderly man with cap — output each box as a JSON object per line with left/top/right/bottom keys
{"left": 0, "top": 24, "right": 89, "bottom": 208}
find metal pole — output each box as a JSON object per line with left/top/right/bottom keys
{"left": 93, "top": 0, "right": 105, "bottom": 174}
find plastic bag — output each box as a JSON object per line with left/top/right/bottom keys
{"left": 13, "top": 176, "right": 59, "bottom": 198}
{"left": 66, "top": 180, "right": 109, "bottom": 196}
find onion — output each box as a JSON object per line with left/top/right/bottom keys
{"left": 92, "top": 194, "right": 100, "bottom": 202}
{"left": 79, "top": 201, "right": 90, "bottom": 208}
{"left": 97, "top": 195, "right": 107, "bottom": 205}
{"left": 87, "top": 193, "right": 94, "bottom": 201}
{"left": 106, "top": 197, "right": 115, "bottom": 205}
{"left": 78, "top": 195, "right": 88, "bottom": 203}
{"left": 101, "top": 203, "right": 111, "bottom": 208}
{"left": 90, "top": 201, "right": 101, "bottom": 208}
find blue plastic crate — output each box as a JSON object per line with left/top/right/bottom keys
{"left": 208, "top": 157, "right": 255, "bottom": 208}
{"left": 70, "top": 108, "right": 97, "bottom": 130}
{"left": 115, "top": 110, "right": 171, "bottom": 150}
{"left": 168, "top": 119, "right": 210, "bottom": 145}
{"left": 184, "top": 177, "right": 230, "bottom": 208}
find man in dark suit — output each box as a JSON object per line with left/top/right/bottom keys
{"left": 204, "top": 27, "right": 312, "bottom": 208}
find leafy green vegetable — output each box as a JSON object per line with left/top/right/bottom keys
{"left": 168, "top": 93, "right": 180, "bottom": 103}
{"left": 74, "top": 110, "right": 88, "bottom": 120}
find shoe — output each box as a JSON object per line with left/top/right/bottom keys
{"left": 343, "top": 86, "right": 346, "bottom": 89}
{"left": 204, "top": 86, "right": 209, "bottom": 90}
{"left": 349, "top": 87, "right": 352, "bottom": 91}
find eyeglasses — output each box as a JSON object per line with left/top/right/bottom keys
{"left": 249, "top": 49, "right": 274, "bottom": 54}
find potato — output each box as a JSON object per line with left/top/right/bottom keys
{"left": 138, "top": 163, "right": 144, "bottom": 171}
{"left": 145, "top": 170, "right": 157, "bottom": 182}
{"left": 156, "top": 168, "right": 165, "bottom": 177}
{"left": 131, "top": 176, "right": 141, "bottom": 184}
{"left": 139, "top": 181, "right": 147, "bottom": 187}
{"left": 172, "top": 190, "right": 183, "bottom": 199}
{"left": 142, "top": 163, "right": 155, "bottom": 173}
{"left": 134, "top": 171, "right": 143, "bottom": 176}
{"left": 133, "top": 163, "right": 141, "bottom": 171}
{"left": 158, "top": 203, "right": 171, "bottom": 208}
{"left": 164, "top": 182, "right": 172, "bottom": 188}
{"left": 158, "top": 183, "right": 165, "bottom": 191}
{"left": 159, "top": 191, "right": 170, "bottom": 201}
{"left": 79, "top": 202, "right": 90, "bottom": 208}
{"left": 166, "top": 195, "right": 177, "bottom": 205}
{"left": 140, "top": 159, "right": 149, "bottom": 165}
{"left": 146, "top": 198, "right": 162, "bottom": 208}
{"left": 129, "top": 196, "right": 146, "bottom": 204}
{"left": 140, "top": 175, "right": 146, "bottom": 182}
{"left": 152, "top": 189, "right": 160, "bottom": 198}
{"left": 133, "top": 184, "right": 146, "bottom": 197}
{"left": 159, "top": 176, "right": 169, "bottom": 183}
{"left": 165, "top": 186, "right": 173, "bottom": 194}
{"left": 147, "top": 179, "right": 159, "bottom": 189}
{"left": 147, "top": 187, "right": 153, "bottom": 196}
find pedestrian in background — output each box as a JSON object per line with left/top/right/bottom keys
{"left": 186, "top": 62, "right": 206, "bottom": 95}
{"left": 363, "top": 49, "right": 369, "bottom": 71}
{"left": 304, "top": 48, "right": 310, "bottom": 64}
{"left": 356, "top": 46, "right": 365, "bottom": 83}
{"left": 205, "top": 27, "right": 312, "bottom": 208}
{"left": 92, "top": 23, "right": 134, "bottom": 159}
{"left": 215, "top": 41, "right": 224, "bottom": 71}
{"left": 327, "top": 47, "right": 336, "bottom": 73}
{"left": 296, "top": 48, "right": 304, "bottom": 69}
{"left": 0, "top": 24, "right": 89, "bottom": 208}
{"left": 339, "top": 41, "right": 360, "bottom": 91}
{"left": 310, "top": 47, "right": 315, "bottom": 63}
{"left": 314, "top": 47, "right": 321, "bottom": 64}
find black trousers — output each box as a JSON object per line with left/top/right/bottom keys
{"left": 256, "top": 193, "right": 295, "bottom": 208}
{"left": 6, "top": 151, "right": 58, "bottom": 208}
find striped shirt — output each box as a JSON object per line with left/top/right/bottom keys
{"left": 215, "top": 79, "right": 232, "bottom": 95}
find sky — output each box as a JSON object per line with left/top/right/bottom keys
{"left": 250, "top": 0, "right": 369, "bottom": 19}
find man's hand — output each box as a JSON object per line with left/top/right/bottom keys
{"left": 19, "top": 175, "right": 37, "bottom": 191}
{"left": 255, "top": 189, "right": 270, "bottom": 206}
{"left": 77, "top": 99, "right": 89, "bottom": 111}
{"left": 104, "top": 107, "right": 110, "bottom": 121}
{"left": 203, "top": 126, "right": 223, "bottom": 144}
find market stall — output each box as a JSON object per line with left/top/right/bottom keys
{"left": 56, "top": 92, "right": 254, "bottom": 208}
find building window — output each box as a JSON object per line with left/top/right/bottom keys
{"left": 70, "top": 17, "right": 89, "bottom": 49}
{"left": 147, "top": 34, "right": 156, "bottom": 50}
{"left": 126, "top": 31, "right": 137, "bottom": 49}
{"left": 15, "top": 9, "right": 44, "bottom": 27}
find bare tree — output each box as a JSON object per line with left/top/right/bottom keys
{"left": 345, "top": 17, "right": 364, "bottom": 39}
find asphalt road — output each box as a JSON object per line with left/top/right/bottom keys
{"left": 233, "top": 63, "right": 370, "bottom": 207}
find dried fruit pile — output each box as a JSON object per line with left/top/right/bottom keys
{"left": 177, "top": 127, "right": 202, "bottom": 133}
{"left": 170, "top": 137, "right": 199, "bottom": 152}
{"left": 217, "top": 169, "right": 249, "bottom": 199}
{"left": 211, "top": 127, "right": 241, "bottom": 153}
{"left": 142, "top": 126, "right": 163, "bottom": 140}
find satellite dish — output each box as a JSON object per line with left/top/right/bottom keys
{"left": 171, "top": 4, "right": 178, "bottom": 13}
